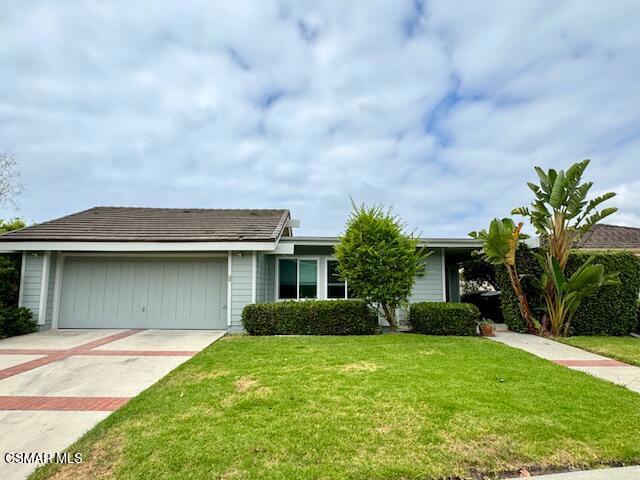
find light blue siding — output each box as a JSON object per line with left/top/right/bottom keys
{"left": 230, "top": 253, "right": 252, "bottom": 328}
{"left": 409, "top": 249, "right": 444, "bottom": 302}
{"left": 21, "top": 252, "right": 44, "bottom": 321}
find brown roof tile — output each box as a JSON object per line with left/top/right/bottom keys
{"left": 0, "top": 207, "right": 291, "bottom": 242}
{"left": 576, "top": 223, "right": 640, "bottom": 249}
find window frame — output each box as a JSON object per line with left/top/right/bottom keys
{"left": 275, "top": 256, "right": 321, "bottom": 301}
{"left": 324, "top": 257, "right": 349, "bottom": 300}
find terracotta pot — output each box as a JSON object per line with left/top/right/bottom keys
{"left": 480, "top": 323, "right": 494, "bottom": 337}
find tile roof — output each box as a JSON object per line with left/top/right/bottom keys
{"left": 575, "top": 223, "right": 640, "bottom": 250}
{"left": 0, "top": 207, "right": 291, "bottom": 242}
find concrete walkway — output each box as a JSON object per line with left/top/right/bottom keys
{"left": 504, "top": 465, "right": 640, "bottom": 479}
{"left": 0, "top": 329, "right": 225, "bottom": 480}
{"left": 490, "top": 327, "right": 640, "bottom": 393}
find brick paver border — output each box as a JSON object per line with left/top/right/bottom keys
{"left": 0, "top": 329, "right": 143, "bottom": 380}
{"left": 0, "top": 395, "right": 130, "bottom": 411}
{"left": 0, "top": 329, "right": 202, "bottom": 412}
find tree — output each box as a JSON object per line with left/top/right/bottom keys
{"left": 334, "top": 202, "right": 429, "bottom": 331}
{"left": 0, "top": 152, "right": 22, "bottom": 207}
{"left": 0, "top": 218, "right": 25, "bottom": 234}
{"left": 513, "top": 159, "right": 619, "bottom": 336}
{"left": 469, "top": 218, "right": 539, "bottom": 333}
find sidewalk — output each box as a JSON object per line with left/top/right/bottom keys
{"left": 502, "top": 465, "right": 640, "bottom": 479}
{"left": 489, "top": 326, "right": 640, "bottom": 394}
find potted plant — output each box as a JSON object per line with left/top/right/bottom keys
{"left": 478, "top": 319, "right": 494, "bottom": 337}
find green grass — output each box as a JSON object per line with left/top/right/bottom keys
{"left": 558, "top": 336, "right": 640, "bottom": 366}
{"left": 31, "top": 335, "right": 640, "bottom": 480}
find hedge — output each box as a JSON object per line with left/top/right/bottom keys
{"left": 0, "top": 254, "right": 37, "bottom": 339}
{"left": 497, "top": 249, "right": 640, "bottom": 335}
{"left": 242, "top": 300, "right": 379, "bottom": 335}
{"left": 408, "top": 302, "right": 480, "bottom": 336}
{"left": 0, "top": 307, "right": 36, "bottom": 339}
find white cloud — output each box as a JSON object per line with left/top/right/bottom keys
{"left": 0, "top": 0, "right": 638, "bottom": 237}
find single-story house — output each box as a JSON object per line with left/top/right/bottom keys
{"left": 575, "top": 223, "right": 640, "bottom": 255}
{"left": 0, "top": 207, "right": 481, "bottom": 331}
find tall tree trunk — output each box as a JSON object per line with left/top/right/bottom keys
{"left": 506, "top": 265, "right": 537, "bottom": 333}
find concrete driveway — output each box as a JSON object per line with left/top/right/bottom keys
{"left": 0, "top": 328, "right": 225, "bottom": 480}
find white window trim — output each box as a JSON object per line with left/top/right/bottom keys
{"left": 324, "top": 257, "right": 349, "bottom": 300}
{"left": 275, "top": 256, "right": 321, "bottom": 301}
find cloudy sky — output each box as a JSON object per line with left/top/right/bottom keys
{"left": 2, "top": 1, "right": 639, "bottom": 237}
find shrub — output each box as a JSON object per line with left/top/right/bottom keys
{"left": 497, "top": 249, "right": 640, "bottom": 335}
{"left": 409, "top": 302, "right": 480, "bottom": 336}
{"left": 242, "top": 300, "right": 379, "bottom": 335}
{"left": 0, "top": 306, "right": 36, "bottom": 339}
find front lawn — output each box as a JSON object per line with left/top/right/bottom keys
{"left": 558, "top": 336, "right": 640, "bottom": 366}
{"left": 32, "top": 335, "right": 640, "bottom": 480}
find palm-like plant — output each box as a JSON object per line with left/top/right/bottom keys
{"left": 537, "top": 255, "right": 619, "bottom": 336}
{"left": 512, "top": 159, "right": 617, "bottom": 268}
{"left": 469, "top": 218, "right": 540, "bottom": 333}
{"left": 513, "top": 159, "right": 618, "bottom": 336}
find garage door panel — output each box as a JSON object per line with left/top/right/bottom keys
{"left": 59, "top": 257, "right": 227, "bottom": 329}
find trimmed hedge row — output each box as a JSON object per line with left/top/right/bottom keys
{"left": 497, "top": 249, "right": 640, "bottom": 335}
{"left": 408, "top": 302, "right": 480, "bottom": 336}
{"left": 242, "top": 300, "right": 379, "bottom": 335}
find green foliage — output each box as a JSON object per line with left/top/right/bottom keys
{"left": 469, "top": 218, "right": 527, "bottom": 266}
{"left": 460, "top": 257, "right": 498, "bottom": 291}
{"left": 408, "top": 302, "right": 480, "bottom": 336}
{"left": 497, "top": 250, "right": 640, "bottom": 335}
{"left": 0, "top": 307, "right": 36, "bottom": 339}
{"left": 242, "top": 300, "right": 378, "bottom": 336}
{"left": 0, "top": 217, "right": 25, "bottom": 234}
{"left": 512, "top": 160, "right": 617, "bottom": 240}
{"left": 0, "top": 254, "right": 21, "bottom": 306}
{"left": 537, "top": 254, "right": 620, "bottom": 336}
{"left": 334, "top": 202, "right": 428, "bottom": 330}
{"left": 0, "top": 251, "right": 36, "bottom": 339}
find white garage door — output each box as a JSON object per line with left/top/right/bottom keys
{"left": 59, "top": 256, "right": 227, "bottom": 329}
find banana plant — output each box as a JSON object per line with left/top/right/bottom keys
{"left": 469, "top": 218, "right": 540, "bottom": 333}
{"left": 512, "top": 159, "right": 617, "bottom": 269}
{"left": 537, "top": 254, "right": 619, "bottom": 336}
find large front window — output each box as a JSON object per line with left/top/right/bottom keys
{"left": 278, "top": 258, "right": 318, "bottom": 299}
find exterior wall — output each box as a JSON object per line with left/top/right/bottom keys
{"left": 409, "top": 249, "right": 445, "bottom": 303}
{"left": 20, "top": 252, "right": 44, "bottom": 322}
{"left": 230, "top": 252, "right": 253, "bottom": 329}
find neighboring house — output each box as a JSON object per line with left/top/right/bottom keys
{"left": 0, "top": 207, "right": 480, "bottom": 331}
{"left": 575, "top": 223, "right": 640, "bottom": 254}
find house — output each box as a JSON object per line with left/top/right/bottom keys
{"left": 575, "top": 223, "right": 640, "bottom": 254}
{"left": 0, "top": 207, "right": 481, "bottom": 331}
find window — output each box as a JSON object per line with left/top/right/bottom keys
{"left": 326, "top": 259, "right": 350, "bottom": 299}
{"left": 278, "top": 258, "right": 318, "bottom": 300}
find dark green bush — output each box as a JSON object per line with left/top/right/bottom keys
{"left": 0, "top": 253, "right": 36, "bottom": 339}
{"left": 408, "top": 302, "right": 480, "bottom": 336}
{"left": 0, "top": 307, "right": 36, "bottom": 339}
{"left": 242, "top": 300, "right": 379, "bottom": 335}
{"left": 497, "top": 249, "right": 640, "bottom": 335}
